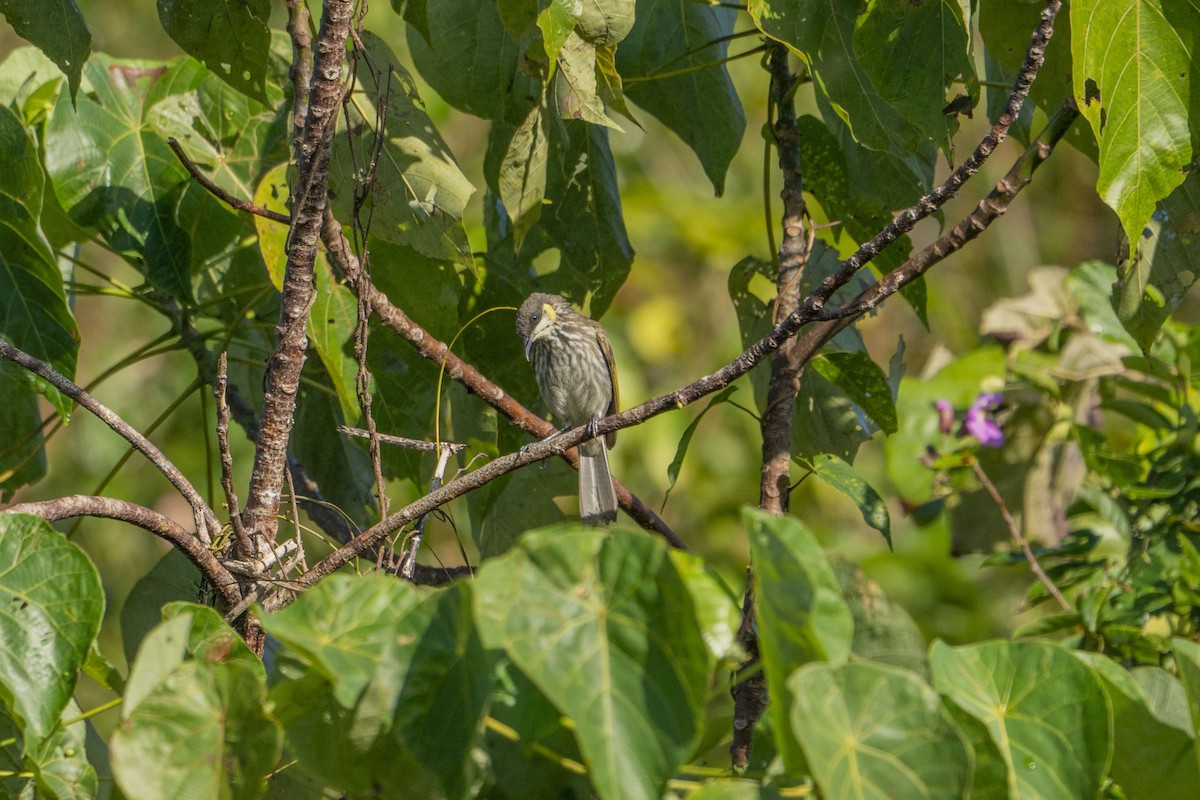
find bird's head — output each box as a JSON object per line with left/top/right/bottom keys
{"left": 516, "top": 292, "right": 570, "bottom": 361}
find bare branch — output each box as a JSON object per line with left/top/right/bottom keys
{"left": 807, "top": 0, "right": 1063, "bottom": 308}
{"left": 399, "top": 444, "right": 454, "bottom": 580}
{"left": 241, "top": 0, "right": 355, "bottom": 553}
{"left": 320, "top": 210, "right": 687, "bottom": 549}
{"left": 165, "top": 137, "right": 289, "bottom": 224}
{"left": 338, "top": 426, "right": 467, "bottom": 453}
{"left": 215, "top": 353, "right": 252, "bottom": 552}
{"left": 2, "top": 495, "right": 240, "bottom": 610}
{"left": 0, "top": 338, "right": 221, "bottom": 545}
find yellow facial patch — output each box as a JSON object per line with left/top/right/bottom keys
{"left": 543, "top": 303, "right": 557, "bottom": 321}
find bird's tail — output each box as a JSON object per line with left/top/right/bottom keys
{"left": 579, "top": 438, "right": 617, "bottom": 525}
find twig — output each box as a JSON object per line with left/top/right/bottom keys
{"left": 399, "top": 444, "right": 454, "bottom": 580}
{"left": 215, "top": 353, "right": 251, "bottom": 551}
{"left": 166, "top": 137, "right": 289, "bottom": 224}
{"left": 804, "top": 0, "right": 1063, "bottom": 310}
{"left": 1, "top": 495, "right": 240, "bottom": 610}
{"left": 0, "top": 338, "right": 221, "bottom": 546}
{"left": 338, "top": 426, "right": 467, "bottom": 452}
{"left": 970, "top": 459, "right": 1070, "bottom": 611}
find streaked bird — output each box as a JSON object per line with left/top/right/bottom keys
{"left": 516, "top": 293, "right": 619, "bottom": 524}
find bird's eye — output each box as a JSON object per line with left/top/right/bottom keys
{"left": 530, "top": 312, "right": 539, "bottom": 322}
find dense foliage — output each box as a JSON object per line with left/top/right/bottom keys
{"left": 1, "top": 0, "right": 1199, "bottom": 798}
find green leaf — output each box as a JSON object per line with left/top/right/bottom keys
{"left": 111, "top": 659, "right": 281, "bottom": 800}
{"left": 484, "top": 659, "right": 594, "bottom": 800}
{"left": 0, "top": 514, "right": 103, "bottom": 749}
{"left": 810, "top": 454, "right": 891, "bottom": 546}
{"left": 474, "top": 526, "right": 710, "bottom": 800}
{"left": 790, "top": 661, "right": 972, "bottom": 799}
{"left": 669, "top": 549, "right": 744, "bottom": 664}
{"left": 1078, "top": 654, "right": 1199, "bottom": 800}
{"left": 0, "top": 0, "right": 90, "bottom": 102}
{"left": 119, "top": 548, "right": 201, "bottom": 667}
{"left": 1175, "top": 637, "right": 1200, "bottom": 765}
{"left": 331, "top": 32, "right": 475, "bottom": 270}
{"left": 1, "top": 700, "right": 98, "bottom": 800}
{"left": 978, "top": 0, "right": 1087, "bottom": 154}
{"left": 0, "top": 102, "right": 77, "bottom": 419}
{"left": 688, "top": 781, "right": 764, "bottom": 799}
{"left": 45, "top": 56, "right": 194, "bottom": 301}
{"left": 123, "top": 604, "right": 259, "bottom": 719}
{"left": 749, "top": 0, "right": 926, "bottom": 157}
{"left": 268, "top": 579, "right": 491, "bottom": 798}
{"left": 854, "top": 0, "right": 977, "bottom": 154}
{"left": 617, "top": 0, "right": 745, "bottom": 193}
{"left": 407, "top": 0, "right": 526, "bottom": 119}
{"left": 663, "top": 385, "right": 738, "bottom": 510}
{"left": 554, "top": 31, "right": 621, "bottom": 129}
{"left": 1072, "top": 0, "right": 1196, "bottom": 254}
{"left": 1113, "top": 170, "right": 1200, "bottom": 352}
{"left": 834, "top": 559, "right": 927, "bottom": 675}
{"left": 156, "top": 0, "right": 270, "bottom": 104}
{"left": 263, "top": 574, "right": 426, "bottom": 708}
{"left": 575, "top": 0, "right": 635, "bottom": 45}
{"left": 538, "top": 0, "right": 579, "bottom": 64}
{"left": 930, "top": 639, "right": 1112, "bottom": 799}
{"left": 83, "top": 642, "right": 125, "bottom": 695}
{"left": 744, "top": 508, "right": 854, "bottom": 774}
{"left": 468, "top": 448, "right": 578, "bottom": 557}
{"left": 495, "top": 94, "right": 551, "bottom": 249}
{"left": 811, "top": 350, "right": 899, "bottom": 435}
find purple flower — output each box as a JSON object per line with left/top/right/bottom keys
{"left": 935, "top": 399, "right": 955, "bottom": 434}
{"left": 965, "top": 392, "right": 1005, "bottom": 447}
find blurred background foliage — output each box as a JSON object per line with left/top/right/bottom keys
{"left": 0, "top": 0, "right": 1160, "bottom": 693}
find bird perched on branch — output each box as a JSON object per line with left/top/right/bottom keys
{"left": 516, "top": 292, "right": 619, "bottom": 525}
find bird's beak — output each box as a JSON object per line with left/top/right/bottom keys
{"left": 524, "top": 303, "right": 557, "bottom": 361}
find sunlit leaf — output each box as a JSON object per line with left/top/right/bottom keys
{"left": 0, "top": 514, "right": 103, "bottom": 749}
{"left": 474, "top": 526, "right": 709, "bottom": 800}
{"left": 744, "top": 508, "right": 853, "bottom": 774}
{"left": 790, "top": 661, "right": 971, "bottom": 799}
{"left": 1072, "top": 0, "right": 1196, "bottom": 255}
{"left": 930, "top": 639, "right": 1111, "bottom": 799}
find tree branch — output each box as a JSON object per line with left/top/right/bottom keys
{"left": 165, "top": 137, "right": 289, "bottom": 224}
{"left": 806, "top": 0, "right": 1063, "bottom": 309}
{"left": 0, "top": 338, "right": 221, "bottom": 546}
{"left": 2, "top": 495, "right": 240, "bottom": 610}
{"left": 319, "top": 210, "right": 687, "bottom": 549}
{"left": 733, "top": 41, "right": 807, "bottom": 771}
{"left": 241, "top": 0, "right": 354, "bottom": 553}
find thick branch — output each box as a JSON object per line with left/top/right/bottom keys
{"left": 758, "top": 43, "right": 808, "bottom": 516}
{"left": 241, "top": 0, "right": 354, "bottom": 551}
{"left": 0, "top": 339, "right": 220, "bottom": 544}
{"left": 2, "top": 495, "right": 240, "bottom": 610}
{"left": 736, "top": 41, "right": 808, "bottom": 773}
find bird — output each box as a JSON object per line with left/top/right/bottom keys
{"left": 516, "top": 292, "right": 619, "bottom": 524}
